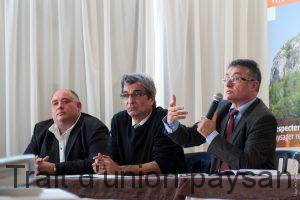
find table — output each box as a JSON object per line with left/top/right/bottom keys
{"left": 31, "top": 173, "right": 299, "bottom": 199}
{"left": 0, "top": 188, "right": 78, "bottom": 199}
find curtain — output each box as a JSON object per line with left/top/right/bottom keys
{"left": 0, "top": 0, "right": 268, "bottom": 156}
{"left": 155, "top": 0, "right": 268, "bottom": 151}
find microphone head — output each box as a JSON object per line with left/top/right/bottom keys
{"left": 213, "top": 92, "right": 223, "bottom": 102}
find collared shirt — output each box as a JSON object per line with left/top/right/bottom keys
{"left": 163, "top": 98, "right": 257, "bottom": 144}
{"left": 132, "top": 111, "right": 152, "bottom": 128}
{"left": 162, "top": 116, "right": 180, "bottom": 133}
{"left": 48, "top": 114, "right": 81, "bottom": 162}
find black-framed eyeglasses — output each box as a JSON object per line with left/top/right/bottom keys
{"left": 120, "top": 91, "right": 147, "bottom": 99}
{"left": 222, "top": 76, "right": 255, "bottom": 84}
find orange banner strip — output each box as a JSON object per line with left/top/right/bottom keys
{"left": 268, "top": 0, "right": 300, "bottom": 7}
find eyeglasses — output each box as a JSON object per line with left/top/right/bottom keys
{"left": 51, "top": 98, "right": 74, "bottom": 106}
{"left": 222, "top": 76, "right": 255, "bottom": 84}
{"left": 120, "top": 91, "right": 147, "bottom": 99}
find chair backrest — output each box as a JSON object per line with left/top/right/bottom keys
{"left": 275, "top": 150, "right": 299, "bottom": 173}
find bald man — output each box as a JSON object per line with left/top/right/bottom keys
{"left": 25, "top": 89, "right": 109, "bottom": 175}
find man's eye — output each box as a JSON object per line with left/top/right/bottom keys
{"left": 133, "top": 92, "right": 142, "bottom": 96}
{"left": 130, "top": 94, "right": 138, "bottom": 97}
{"left": 62, "top": 99, "right": 69, "bottom": 103}
{"left": 121, "top": 94, "right": 129, "bottom": 98}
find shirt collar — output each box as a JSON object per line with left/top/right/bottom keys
{"left": 132, "top": 111, "right": 152, "bottom": 127}
{"left": 229, "top": 97, "right": 257, "bottom": 116}
{"left": 49, "top": 113, "right": 81, "bottom": 135}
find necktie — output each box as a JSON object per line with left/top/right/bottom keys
{"left": 220, "top": 109, "right": 239, "bottom": 171}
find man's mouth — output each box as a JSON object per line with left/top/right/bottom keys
{"left": 127, "top": 107, "right": 137, "bottom": 111}
{"left": 225, "top": 90, "right": 233, "bottom": 94}
{"left": 57, "top": 112, "right": 65, "bottom": 116}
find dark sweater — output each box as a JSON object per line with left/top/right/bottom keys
{"left": 110, "top": 107, "right": 186, "bottom": 174}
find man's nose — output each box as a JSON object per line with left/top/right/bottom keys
{"left": 127, "top": 95, "right": 135, "bottom": 103}
{"left": 57, "top": 101, "right": 64, "bottom": 108}
{"left": 225, "top": 80, "right": 233, "bottom": 87}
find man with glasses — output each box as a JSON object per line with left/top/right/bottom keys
{"left": 25, "top": 89, "right": 109, "bottom": 175}
{"left": 93, "top": 73, "right": 186, "bottom": 175}
{"left": 163, "top": 59, "right": 277, "bottom": 173}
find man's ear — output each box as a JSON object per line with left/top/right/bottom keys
{"left": 148, "top": 96, "right": 155, "bottom": 107}
{"left": 150, "top": 96, "right": 155, "bottom": 103}
{"left": 77, "top": 101, "right": 82, "bottom": 109}
{"left": 253, "top": 80, "right": 260, "bottom": 92}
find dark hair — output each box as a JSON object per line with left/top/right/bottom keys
{"left": 228, "top": 59, "right": 261, "bottom": 89}
{"left": 121, "top": 73, "right": 156, "bottom": 107}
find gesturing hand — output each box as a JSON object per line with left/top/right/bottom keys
{"left": 167, "top": 94, "right": 188, "bottom": 124}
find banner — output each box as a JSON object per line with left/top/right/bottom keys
{"left": 268, "top": 1, "right": 300, "bottom": 150}
{"left": 268, "top": 0, "right": 300, "bottom": 8}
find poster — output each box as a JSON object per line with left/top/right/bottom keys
{"left": 268, "top": 0, "right": 300, "bottom": 150}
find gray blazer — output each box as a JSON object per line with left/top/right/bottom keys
{"left": 166, "top": 98, "right": 277, "bottom": 173}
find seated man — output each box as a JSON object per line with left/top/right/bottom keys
{"left": 24, "top": 89, "right": 109, "bottom": 175}
{"left": 93, "top": 73, "right": 186, "bottom": 175}
{"left": 163, "top": 59, "right": 277, "bottom": 173}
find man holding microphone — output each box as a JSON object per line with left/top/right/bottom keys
{"left": 163, "top": 59, "right": 277, "bottom": 173}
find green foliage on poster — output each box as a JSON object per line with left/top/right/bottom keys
{"left": 270, "top": 72, "right": 300, "bottom": 118}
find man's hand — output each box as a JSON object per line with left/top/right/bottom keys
{"left": 92, "top": 153, "right": 121, "bottom": 175}
{"left": 35, "top": 155, "right": 56, "bottom": 175}
{"left": 167, "top": 94, "right": 188, "bottom": 124}
{"left": 92, "top": 153, "right": 105, "bottom": 174}
{"left": 197, "top": 112, "right": 217, "bottom": 137}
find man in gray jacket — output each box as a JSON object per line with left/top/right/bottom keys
{"left": 163, "top": 59, "right": 277, "bottom": 173}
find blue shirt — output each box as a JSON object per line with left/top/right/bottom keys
{"left": 163, "top": 98, "right": 257, "bottom": 144}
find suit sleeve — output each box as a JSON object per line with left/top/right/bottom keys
{"left": 152, "top": 122, "right": 187, "bottom": 174}
{"left": 55, "top": 119, "right": 109, "bottom": 175}
{"left": 165, "top": 123, "right": 206, "bottom": 148}
{"left": 24, "top": 125, "right": 39, "bottom": 155}
{"left": 208, "top": 114, "right": 277, "bottom": 169}
{"left": 109, "top": 116, "right": 120, "bottom": 162}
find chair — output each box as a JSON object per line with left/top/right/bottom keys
{"left": 275, "top": 150, "right": 300, "bottom": 173}
{"left": 184, "top": 152, "right": 211, "bottom": 173}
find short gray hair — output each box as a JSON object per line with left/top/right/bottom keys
{"left": 51, "top": 89, "right": 80, "bottom": 101}
{"left": 228, "top": 59, "right": 261, "bottom": 91}
{"left": 121, "top": 73, "right": 156, "bottom": 99}
{"left": 69, "top": 90, "right": 80, "bottom": 101}
{"left": 228, "top": 59, "right": 261, "bottom": 84}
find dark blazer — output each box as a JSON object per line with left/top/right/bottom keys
{"left": 24, "top": 113, "right": 109, "bottom": 175}
{"left": 167, "top": 98, "right": 277, "bottom": 173}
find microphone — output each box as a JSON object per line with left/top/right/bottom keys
{"left": 206, "top": 93, "right": 223, "bottom": 120}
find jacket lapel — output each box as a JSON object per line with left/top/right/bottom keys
{"left": 217, "top": 101, "right": 231, "bottom": 138}
{"left": 210, "top": 101, "right": 231, "bottom": 173}
{"left": 42, "top": 130, "right": 60, "bottom": 162}
{"left": 229, "top": 98, "right": 260, "bottom": 143}
{"left": 65, "top": 115, "right": 84, "bottom": 160}
{"left": 211, "top": 99, "right": 260, "bottom": 172}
